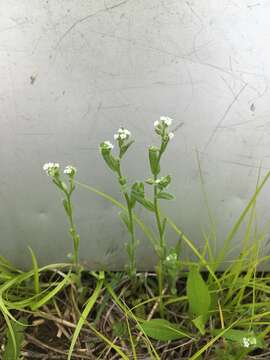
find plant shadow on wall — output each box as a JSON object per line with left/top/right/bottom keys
{"left": 0, "top": 117, "right": 270, "bottom": 359}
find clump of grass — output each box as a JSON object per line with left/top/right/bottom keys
{"left": 0, "top": 116, "right": 270, "bottom": 359}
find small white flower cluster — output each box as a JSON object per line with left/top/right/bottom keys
{"left": 64, "top": 165, "right": 77, "bottom": 176}
{"left": 166, "top": 253, "right": 178, "bottom": 262}
{"left": 43, "top": 162, "right": 59, "bottom": 176}
{"left": 102, "top": 140, "right": 114, "bottom": 150}
{"left": 154, "top": 116, "right": 174, "bottom": 140}
{"left": 242, "top": 336, "right": 257, "bottom": 348}
{"left": 114, "top": 128, "right": 131, "bottom": 141}
{"left": 43, "top": 163, "right": 77, "bottom": 177}
{"left": 155, "top": 116, "right": 173, "bottom": 127}
{"left": 155, "top": 177, "right": 168, "bottom": 185}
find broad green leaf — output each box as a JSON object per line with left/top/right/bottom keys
{"left": 192, "top": 315, "right": 206, "bottom": 335}
{"left": 137, "top": 319, "right": 190, "bottom": 341}
{"left": 157, "top": 192, "right": 174, "bottom": 200}
{"left": 187, "top": 266, "right": 210, "bottom": 320}
{"left": 212, "top": 329, "right": 265, "bottom": 349}
{"left": 3, "top": 317, "right": 27, "bottom": 360}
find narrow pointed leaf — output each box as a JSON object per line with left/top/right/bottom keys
{"left": 157, "top": 192, "right": 174, "bottom": 200}
{"left": 137, "top": 319, "right": 190, "bottom": 341}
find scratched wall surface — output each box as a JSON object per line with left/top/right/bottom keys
{"left": 1, "top": 0, "right": 270, "bottom": 269}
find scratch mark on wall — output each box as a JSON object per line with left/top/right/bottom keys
{"left": 220, "top": 159, "right": 264, "bottom": 170}
{"left": 203, "top": 83, "right": 248, "bottom": 152}
{"left": 172, "top": 121, "right": 184, "bottom": 133}
{"left": 54, "top": 0, "right": 129, "bottom": 49}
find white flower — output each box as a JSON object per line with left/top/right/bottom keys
{"left": 154, "top": 120, "right": 160, "bottom": 127}
{"left": 43, "top": 162, "right": 59, "bottom": 177}
{"left": 160, "top": 116, "right": 173, "bottom": 126}
{"left": 103, "top": 141, "right": 114, "bottom": 150}
{"left": 168, "top": 132, "right": 174, "bottom": 140}
{"left": 242, "top": 336, "right": 257, "bottom": 348}
{"left": 242, "top": 337, "right": 250, "bottom": 348}
{"left": 114, "top": 128, "right": 131, "bottom": 141}
{"left": 64, "top": 165, "right": 77, "bottom": 176}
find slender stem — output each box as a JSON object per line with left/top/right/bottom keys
{"left": 63, "top": 180, "right": 80, "bottom": 274}
{"left": 117, "top": 167, "right": 136, "bottom": 279}
{"left": 153, "top": 174, "right": 165, "bottom": 316}
{"left": 126, "top": 196, "right": 136, "bottom": 278}
{"left": 152, "top": 142, "right": 168, "bottom": 315}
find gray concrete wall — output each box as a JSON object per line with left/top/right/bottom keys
{"left": 1, "top": 0, "right": 270, "bottom": 269}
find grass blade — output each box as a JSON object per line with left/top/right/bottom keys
{"left": 68, "top": 272, "right": 104, "bottom": 360}
{"left": 28, "top": 247, "right": 40, "bottom": 295}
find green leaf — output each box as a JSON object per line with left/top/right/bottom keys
{"left": 101, "top": 150, "right": 120, "bottom": 172}
{"left": 3, "top": 317, "right": 27, "bottom": 360}
{"left": 132, "top": 194, "right": 155, "bottom": 212}
{"left": 120, "top": 140, "right": 134, "bottom": 158}
{"left": 137, "top": 319, "right": 190, "bottom": 341}
{"left": 149, "top": 146, "right": 160, "bottom": 176}
{"left": 157, "top": 192, "right": 174, "bottom": 200}
{"left": 112, "top": 321, "right": 129, "bottom": 338}
{"left": 68, "top": 274, "right": 104, "bottom": 360}
{"left": 130, "top": 182, "right": 144, "bottom": 208}
{"left": 119, "top": 211, "right": 131, "bottom": 232}
{"left": 212, "top": 329, "right": 265, "bottom": 349}
{"left": 31, "top": 271, "right": 71, "bottom": 310}
{"left": 28, "top": 247, "right": 40, "bottom": 295}
{"left": 187, "top": 266, "right": 210, "bottom": 320}
{"left": 192, "top": 315, "right": 206, "bottom": 335}
{"left": 131, "top": 182, "right": 155, "bottom": 211}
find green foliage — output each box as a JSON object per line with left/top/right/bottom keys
{"left": 212, "top": 329, "right": 265, "bottom": 349}
{"left": 43, "top": 163, "right": 80, "bottom": 271}
{"left": 137, "top": 319, "right": 190, "bottom": 341}
{"left": 149, "top": 146, "right": 160, "bottom": 176}
{"left": 112, "top": 321, "right": 129, "bottom": 338}
{"left": 68, "top": 272, "right": 104, "bottom": 360}
{"left": 3, "top": 116, "right": 270, "bottom": 359}
{"left": 187, "top": 266, "right": 211, "bottom": 334}
{"left": 28, "top": 247, "right": 40, "bottom": 295}
{"left": 3, "top": 317, "right": 27, "bottom": 360}
{"left": 100, "top": 130, "right": 137, "bottom": 278}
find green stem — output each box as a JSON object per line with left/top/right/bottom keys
{"left": 117, "top": 167, "right": 136, "bottom": 279}
{"left": 152, "top": 141, "right": 168, "bottom": 315}
{"left": 65, "top": 185, "right": 80, "bottom": 274}
{"left": 126, "top": 196, "right": 136, "bottom": 278}
{"left": 154, "top": 174, "right": 165, "bottom": 316}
